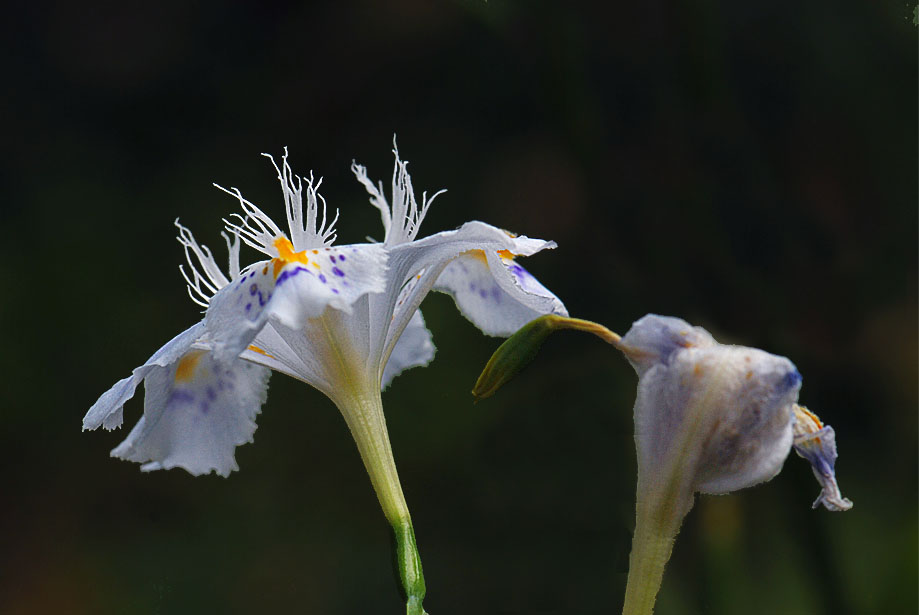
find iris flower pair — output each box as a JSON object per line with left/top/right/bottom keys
{"left": 84, "top": 144, "right": 567, "bottom": 615}
{"left": 86, "top": 143, "right": 852, "bottom": 615}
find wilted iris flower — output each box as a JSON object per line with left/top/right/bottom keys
{"left": 618, "top": 314, "right": 851, "bottom": 507}
{"left": 84, "top": 144, "right": 566, "bottom": 615}
{"left": 617, "top": 314, "right": 851, "bottom": 614}
{"left": 472, "top": 313, "right": 851, "bottom": 615}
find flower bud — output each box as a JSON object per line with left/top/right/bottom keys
{"left": 472, "top": 315, "right": 560, "bottom": 401}
{"left": 472, "top": 314, "right": 620, "bottom": 400}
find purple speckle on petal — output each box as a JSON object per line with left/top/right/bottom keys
{"left": 479, "top": 289, "right": 488, "bottom": 299}
{"left": 332, "top": 288, "right": 340, "bottom": 294}
{"left": 199, "top": 401, "right": 210, "bottom": 414}
{"left": 170, "top": 390, "right": 195, "bottom": 405}
{"left": 469, "top": 283, "right": 476, "bottom": 292}
{"left": 509, "top": 264, "right": 527, "bottom": 278}
{"left": 245, "top": 303, "right": 252, "bottom": 312}
{"left": 249, "top": 284, "right": 258, "bottom": 295}
{"left": 332, "top": 266, "right": 345, "bottom": 277}
{"left": 319, "top": 273, "right": 327, "bottom": 283}
{"left": 330, "top": 254, "right": 337, "bottom": 263}
{"left": 491, "top": 287, "right": 502, "bottom": 302}
{"left": 276, "top": 266, "right": 307, "bottom": 287}
{"left": 339, "top": 254, "right": 346, "bottom": 261}
{"left": 206, "top": 387, "right": 217, "bottom": 401}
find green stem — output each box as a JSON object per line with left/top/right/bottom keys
{"left": 335, "top": 389, "right": 427, "bottom": 615}
{"left": 394, "top": 518, "right": 426, "bottom": 615}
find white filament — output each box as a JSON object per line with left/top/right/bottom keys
{"left": 175, "top": 220, "right": 239, "bottom": 307}
{"left": 352, "top": 138, "right": 446, "bottom": 246}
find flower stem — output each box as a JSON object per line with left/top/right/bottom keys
{"left": 622, "top": 452, "right": 698, "bottom": 615}
{"left": 621, "top": 496, "right": 686, "bottom": 615}
{"left": 336, "top": 389, "right": 427, "bottom": 615}
{"left": 393, "top": 517, "right": 427, "bottom": 615}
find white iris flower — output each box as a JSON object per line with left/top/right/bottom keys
{"left": 83, "top": 144, "right": 567, "bottom": 615}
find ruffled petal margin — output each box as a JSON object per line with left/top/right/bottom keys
{"left": 382, "top": 309, "right": 435, "bottom": 389}
{"left": 83, "top": 321, "right": 272, "bottom": 477}
{"left": 83, "top": 323, "right": 206, "bottom": 431}
{"left": 434, "top": 249, "right": 567, "bottom": 337}
{"left": 112, "top": 351, "right": 270, "bottom": 477}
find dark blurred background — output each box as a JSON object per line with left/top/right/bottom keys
{"left": 1, "top": 1, "right": 915, "bottom": 614}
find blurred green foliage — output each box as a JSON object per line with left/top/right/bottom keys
{"left": 0, "top": 1, "right": 915, "bottom": 614}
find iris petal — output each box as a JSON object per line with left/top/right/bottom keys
{"left": 435, "top": 249, "right": 567, "bottom": 337}
{"left": 83, "top": 323, "right": 206, "bottom": 431}
{"left": 112, "top": 351, "right": 270, "bottom": 477}
{"left": 382, "top": 310, "right": 435, "bottom": 389}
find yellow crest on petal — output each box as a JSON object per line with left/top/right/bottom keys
{"left": 271, "top": 237, "right": 316, "bottom": 278}
{"left": 174, "top": 350, "right": 205, "bottom": 382}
